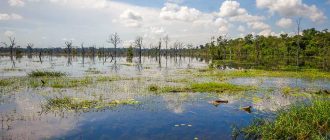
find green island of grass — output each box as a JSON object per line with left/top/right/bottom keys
{"left": 148, "top": 82, "right": 254, "bottom": 94}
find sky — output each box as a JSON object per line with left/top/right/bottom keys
{"left": 0, "top": 0, "right": 330, "bottom": 48}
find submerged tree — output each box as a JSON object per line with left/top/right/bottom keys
{"left": 107, "top": 32, "right": 121, "bottom": 59}
{"left": 134, "top": 36, "right": 143, "bottom": 64}
{"left": 163, "top": 35, "right": 170, "bottom": 56}
{"left": 65, "top": 41, "right": 73, "bottom": 55}
{"left": 1, "top": 37, "right": 16, "bottom": 56}
{"left": 27, "top": 43, "right": 34, "bottom": 57}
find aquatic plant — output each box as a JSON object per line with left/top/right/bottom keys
{"left": 148, "top": 82, "right": 253, "bottom": 94}
{"left": 197, "top": 69, "right": 330, "bottom": 79}
{"left": 29, "top": 77, "right": 93, "bottom": 88}
{"left": 85, "top": 68, "right": 102, "bottom": 74}
{"left": 28, "top": 70, "right": 66, "bottom": 77}
{"left": 190, "top": 82, "right": 252, "bottom": 93}
{"left": 242, "top": 99, "right": 330, "bottom": 140}
{"left": 96, "top": 76, "right": 122, "bottom": 82}
{"left": 42, "top": 97, "right": 140, "bottom": 112}
{"left": 148, "top": 84, "right": 159, "bottom": 91}
{"left": 2, "top": 68, "right": 23, "bottom": 71}
{"left": 0, "top": 79, "right": 13, "bottom": 87}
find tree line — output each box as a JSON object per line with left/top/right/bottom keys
{"left": 202, "top": 28, "right": 330, "bottom": 71}
{"left": 1, "top": 29, "right": 329, "bottom": 70}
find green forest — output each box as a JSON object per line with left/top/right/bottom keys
{"left": 202, "top": 28, "right": 330, "bottom": 71}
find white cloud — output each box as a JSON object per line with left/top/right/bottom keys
{"left": 219, "top": 1, "right": 264, "bottom": 22}
{"left": 160, "top": 3, "right": 201, "bottom": 22}
{"left": 150, "top": 26, "right": 165, "bottom": 35}
{"left": 247, "top": 21, "right": 270, "bottom": 30}
{"left": 8, "top": 0, "right": 25, "bottom": 7}
{"left": 219, "top": 0, "right": 270, "bottom": 32}
{"left": 119, "top": 10, "right": 143, "bottom": 28}
{"left": 238, "top": 25, "right": 245, "bottom": 32}
{"left": 214, "top": 18, "right": 229, "bottom": 33}
{"left": 4, "top": 30, "right": 15, "bottom": 37}
{"left": 219, "top": 0, "right": 245, "bottom": 17}
{"left": 256, "top": 0, "right": 326, "bottom": 22}
{"left": 0, "top": 13, "right": 23, "bottom": 20}
{"left": 49, "top": 0, "right": 108, "bottom": 9}
{"left": 143, "top": 26, "right": 166, "bottom": 41}
{"left": 276, "top": 18, "right": 293, "bottom": 28}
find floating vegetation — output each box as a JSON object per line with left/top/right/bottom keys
{"left": 242, "top": 99, "right": 330, "bottom": 139}
{"left": 197, "top": 69, "right": 330, "bottom": 79}
{"left": 96, "top": 76, "right": 122, "bottom": 82}
{"left": 29, "top": 77, "right": 93, "bottom": 88}
{"left": 148, "top": 84, "right": 159, "bottom": 92}
{"left": 165, "top": 78, "right": 189, "bottom": 83}
{"left": 28, "top": 70, "right": 66, "bottom": 77}
{"left": 281, "top": 86, "right": 300, "bottom": 94}
{"left": 2, "top": 68, "right": 23, "bottom": 71}
{"left": 42, "top": 97, "right": 140, "bottom": 112}
{"left": 120, "top": 63, "right": 135, "bottom": 66}
{"left": 190, "top": 82, "right": 253, "bottom": 93}
{"left": 148, "top": 82, "right": 253, "bottom": 94}
{"left": 0, "top": 79, "right": 13, "bottom": 87}
{"left": 85, "top": 68, "right": 102, "bottom": 74}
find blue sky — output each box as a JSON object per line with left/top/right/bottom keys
{"left": 0, "top": 0, "right": 330, "bottom": 48}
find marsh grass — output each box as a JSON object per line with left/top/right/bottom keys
{"left": 197, "top": 69, "right": 330, "bottom": 79}
{"left": 85, "top": 68, "right": 102, "bottom": 74}
{"left": 0, "top": 79, "right": 13, "bottom": 87}
{"left": 242, "top": 99, "right": 330, "bottom": 140}
{"left": 96, "top": 76, "right": 123, "bottom": 82}
{"left": 28, "top": 70, "right": 66, "bottom": 77}
{"left": 148, "top": 82, "right": 253, "bottom": 94}
{"left": 190, "top": 82, "right": 252, "bottom": 93}
{"left": 29, "top": 77, "right": 93, "bottom": 88}
{"left": 3, "top": 68, "right": 23, "bottom": 71}
{"left": 42, "top": 97, "right": 140, "bottom": 112}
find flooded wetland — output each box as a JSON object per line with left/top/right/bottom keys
{"left": 0, "top": 56, "right": 329, "bottom": 140}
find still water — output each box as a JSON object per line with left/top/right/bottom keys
{"left": 0, "top": 56, "right": 329, "bottom": 140}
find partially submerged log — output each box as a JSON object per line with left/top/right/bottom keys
{"left": 209, "top": 99, "right": 229, "bottom": 107}
{"left": 241, "top": 106, "right": 252, "bottom": 113}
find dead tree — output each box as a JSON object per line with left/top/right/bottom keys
{"left": 163, "top": 35, "right": 170, "bottom": 56}
{"left": 65, "top": 41, "right": 73, "bottom": 55}
{"left": 27, "top": 43, "right": 34, "bottom": 56}
{"left": 134, "top": 36, "right": 143, "bottom": 64}
{"left": 107, "top": 33, "right": 121, "bottom": 59}
{"left": 81, "top": 43, "right": 85, "bottom": 56}
{"left": 1, "top": 37, "right": 16, "bottom": 56}
{"left": 158, "top": 38, "right": 162, "bottom": 57}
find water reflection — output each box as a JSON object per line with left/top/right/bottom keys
{"left": 0, "top": 55, "right": 329, "bottom": 139}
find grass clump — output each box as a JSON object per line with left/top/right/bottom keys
{"left": 29, "top": 77, "right": 93, "bottom": 88}
{"left": 148, "top": 82, "right": 252, "bottom": 94}
{"left": 96, "top": 76, "right": 121, "bottom": 82}
{"left": 85, "top": 68, "right": 102, "bottom": 74}
{"left": 0, "top": 79, "right": 14, "bottom": 87}
{"left": 28, "top": 70, "right": 66, "bottom": 77}
{"left": 51, "top": 78, "right": 92, "bottom": 88}
{"left": 190, "top": 82, "right": 252, "bottom": 93}
{"left": 42, "top": 97, "right": 140, "bottom": 112}
{"left": 148, "top": 84, "right": 159, "bottom": 91}
{"left": 242, "top": 99, "right": 330, "bottom": 140}
{"left": 198, "top": 69, "right": 330, "bottom": 79}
